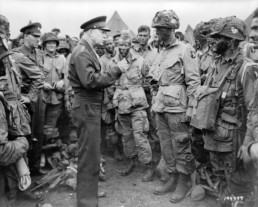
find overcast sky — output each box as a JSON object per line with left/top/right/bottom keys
{"left": 0, "top": 0, "right": 257, "bottom": 38}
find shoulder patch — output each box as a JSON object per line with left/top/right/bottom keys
{"left": 190, "top": 50, "right": 196, "bottom": 58}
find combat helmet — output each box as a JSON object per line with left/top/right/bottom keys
{"left": 194, "top": 18, "right": 218, "bottom": 48}
{"left": 42, "top": 32, "right": 59, "bottom": 46}
{"left": 209, "top": 16, "right": 246, "bottom": 41}
{"left": 152, "top": 10, "right": 180, "bottom": 29}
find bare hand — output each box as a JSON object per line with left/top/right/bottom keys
{"left": 20, "top": 96, "right": 30, "bottom": 104}
{"left": 66, "top": 102, "right": 72, "bottom": 112}
{"left": 237, "top": 145, "right": 246, "bottom": 160}
{"left": 43, "top": 82, "right": 53, "bottom": 91}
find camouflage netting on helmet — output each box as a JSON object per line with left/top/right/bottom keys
{"left": 210, "top": 16, "right": 246, "bottom": 41}
{"left": 0, "top": 14, "right": 9, "bottom": 35}
{"left": 152, "top": 10, "right": 180, "bottom": 29}
{"left": 194, "top": 18, "right": 218, "bottom": 48}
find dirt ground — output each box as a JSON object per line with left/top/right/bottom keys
{"left": 15, "top": 155, "right": 218, "bottom": 207}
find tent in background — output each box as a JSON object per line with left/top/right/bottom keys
{"left": 184, "top": 25, "right": 195, "bottom": 46}
{"left": 106, "top": 11, "right": 135, "bottom": 37}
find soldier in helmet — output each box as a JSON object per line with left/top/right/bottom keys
{"left": 149, "top": 10, "right": 200, "bottom": 203}
{"left": 193, "top": 19, "right": 217, "bottom": 84}
{"left": 41, "top": 32, "right": 65, "bottom": 150}
{"left": 111, "top": 30, "right": 154, "bottom": 181}
{"left": 191, "top": 16, "right": 258, "bottom": 201}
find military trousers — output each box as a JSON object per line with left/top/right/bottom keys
{"left": 72, "top": 97, "right": 101, "bottom": 207}
{"left": 45, "top": 103, "right": 62, "bottom": 127}
{"left": 155, "top": 112, "right": 195, "bottom": 175}
{"left": 117, "top": 110, "right": 152, "bottom": 164}
{"left": 0, "top": 168, "right": 11, "bottom": 207}
{"left": 145, "top": 91, "right": 159, "bottom": 143}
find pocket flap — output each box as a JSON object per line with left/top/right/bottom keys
{"left": 161, "top": 85, "right": 181, "bottom": 99}
{"left": 165, "top": 56, "right": 179, "bottom": 68}
{"left": 72, "top": 102, "right": 81, "bottom": 110}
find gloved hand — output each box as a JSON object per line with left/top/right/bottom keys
{"left": 117, "top": 58, "right": 130, "bottom": 73}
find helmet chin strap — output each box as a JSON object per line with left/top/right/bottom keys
{"left": 228, "top": 39, "right": 235, "bottom": 55}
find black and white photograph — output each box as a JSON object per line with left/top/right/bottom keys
{"left": 0, "top": 0, "right": 258, "bottom": 207}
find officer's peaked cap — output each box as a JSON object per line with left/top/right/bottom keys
{"left": 80, "top": 16, "right": 110, "bottom": 32}
{"left": 20, "top": 22, "right": 42, "bottom": 36}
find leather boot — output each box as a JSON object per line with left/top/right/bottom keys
{"left": 153, "top": 173, "right": 178, "bottom": 195}
{"left": 119, "top": 157, "right": 135, "bottom": 176}
{"left": 170, "top": 173, "right": 191, "bottom": 203}
{"left": 142, "top": 162, "right": 154, "bottom": 182}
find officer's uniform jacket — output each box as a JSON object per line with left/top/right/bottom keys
{"left": 69, "top": 39, "right": 121, "bottom": 102}
{"left": 16, "top": 45, "right": 45, "bottom": 100}
{"left": 11, "top": 49, "right": 44, "bottom": 102}
{"left": 100, "top": 52, "right": 117, "bottom": 123}
{"left": 43, "top": 51, "right": 66, "bottom": 105}
{"left": 63, "top": 54, "right": 74, "bottom": 107}
{"left": 111, "top": 51, "right": 149, "bottom": 114}
{"left": 149, "top": 39, "right": 200, "bottom": 113}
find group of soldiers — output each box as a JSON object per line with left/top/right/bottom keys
{"left": 1, "top": 7, "right": 258, "bottom": 207}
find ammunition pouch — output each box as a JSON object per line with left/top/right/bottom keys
{"left": 190, "top": 87, "right": 219, "bottom": 130}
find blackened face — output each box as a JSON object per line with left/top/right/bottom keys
{"left": 95, "top": 47, "right": 105, "bottom": 57}
{"left": 104, "top": 40, "right": 115, "bottom": 54}
{"left": 155, "top": 27, "right": 172, "bottom": 42}
{"left": 211, "top": 35, "right": 230, "bottom": 55}
{"left": 118, "top": 40, "right": 131, "bottom": 58}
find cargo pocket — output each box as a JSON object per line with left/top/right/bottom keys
{"left": 213, "top": 119, "right": 233, "bottom": 142}
{"left": 126, "top": 68, "right": 142, "bottom": 84}
{"left": 117, "top": 90, "right": 132, "bottom": 114}
{"left": 175, "top": 133, "right": 191, "bottom": 154}
{"left": 129, "top": 86, "right": 147, "bottom": 108}
{"left": 162, "top": 85, "right": 181, "bottom": 107}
